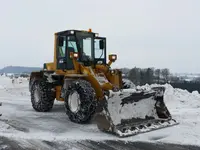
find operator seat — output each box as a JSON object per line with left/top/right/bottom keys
{"left": 67, "top": 47, "right": 75, "bottom": 70}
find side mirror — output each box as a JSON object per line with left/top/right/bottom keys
{"left": 58, "top": 36, "right": 64, "bottom": 46}
{"left": 99, "top": 40, "right": 104, "bottom": 49}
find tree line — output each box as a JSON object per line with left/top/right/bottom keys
{"left": 123, "top": 67, "right": 179, "bottom": 86}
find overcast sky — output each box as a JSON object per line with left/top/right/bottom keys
{"left": 0, "top": 0, "right": 200, "bottom": 73}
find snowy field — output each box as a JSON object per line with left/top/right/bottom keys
{"left": 0, "top": 76, "right": 200, "bottom": 150}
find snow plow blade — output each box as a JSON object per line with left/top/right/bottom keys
{"left": 95, "top": 87, "right": 178, "bottom": 137}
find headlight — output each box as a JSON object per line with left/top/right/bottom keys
{"left": 70, "top": 52, "right": 79, "bottom": 59}
{"left": 73, "top": 53, "right": 78, "bottom": 58}
{"left": 111, "top": 55, "right": 116, "bottom": 60}
{"left": 109, "top": 54, "right": 117, "bottom": 62}
{"left": 95, "top": 33, "right": 99, "bottom": 37}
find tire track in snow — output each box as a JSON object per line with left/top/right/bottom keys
{"left": 0, "top": 137, "right": 200, "bottom": 150}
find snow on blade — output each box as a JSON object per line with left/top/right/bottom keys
{"left": 116, "top": 119, "right": 178, "bottom": 137}
{"left": 107, "top": 89, "right": 159, "bottom": 125}
{"left": 122, "top": 78, "right": 136, "bottom": 88}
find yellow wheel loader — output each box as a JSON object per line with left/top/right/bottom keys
{"left": 29, "top": 29, "right": 178, "bottom": 137}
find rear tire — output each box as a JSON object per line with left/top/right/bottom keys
{"left": 30, "top": 78, "right": 55, "bottom": 112}
{"left": 64, "top": 79, "right": 96, "bottom": 123}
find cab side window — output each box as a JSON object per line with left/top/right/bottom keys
{"left": 58, "top": 36, "right": 66, "bottom": 57}
{"left": 95, "top": 39, "right": 105, "bottom": 59}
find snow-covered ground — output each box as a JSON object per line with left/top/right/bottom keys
{"left": 0, "top": 76, "right": 200, "bottom": 149}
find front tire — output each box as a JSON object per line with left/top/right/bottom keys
{"left": 30, "top": 78, "right": 55, "bottom": 112}
{"left": 64, "top": 80, "right": 96, "bottom": 123}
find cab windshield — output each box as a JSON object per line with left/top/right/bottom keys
{"left": 57, "top": 31, "right": 106, "bottom": 66}
{"left": 75, "top": 32, "right": 94, "bottom": 63}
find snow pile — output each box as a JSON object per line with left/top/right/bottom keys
{"left": 135, "top": 83, "right": 200, "bottom": 109}
{"left": 0, "top": 76, "right": 12, "bottom": 89}
{"left": 129, "top": 83, "right": 200, "bottom": 145}
{"left": 0, "top": 76, "right": 200, "bottom": 146}
{"left": 0, "top": 76, "right": 29, "bottom": 88}
{"left": 0, "top": 76, "right": 30, "bottom": 97}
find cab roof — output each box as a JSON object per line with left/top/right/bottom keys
{"left": 55, "top": 29, "right": 97, "bottom": 36}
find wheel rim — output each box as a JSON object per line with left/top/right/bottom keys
{"left": 34, "top": 86, "right": 40, "bottom": 103}
{"left": 68, "top": 91, "right": 81, "bottom": 113}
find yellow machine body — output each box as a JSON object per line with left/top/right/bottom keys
{"left": 32, "top": 31, "right": 122, "bottom": 102}
{"left": 29, "top": 29, "right": 178, "bottom": 137}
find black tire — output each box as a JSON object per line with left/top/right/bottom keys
{"left": 29, "top": 77, "right": 34, "bottom": 92}
{"left": 30, "top": 78, "right": 55, "bottom": 112}
{"left": 64, "top": 79, "right": 96, "bottom": 123}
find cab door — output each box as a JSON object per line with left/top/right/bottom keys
{"left": 57, "top": 36, "right": 67, "bottom": 70}
{"left": 94, "top": 37, "right": 106, "bottom": 65}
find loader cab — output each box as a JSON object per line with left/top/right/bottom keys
{"left": 56, "top": 30, "right": 106, "bottom": 70}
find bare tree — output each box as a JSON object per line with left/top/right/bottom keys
{"left": 145, "top": 68, "right": 154, "bottom": 84}
{"left": 161, "top": 68, "right": 170, "bottom": 83}
{"left": 128, "top": 67, "right": 141, "bottom": 85}
{"left": 155, "top": 69, "right": 161, "bottom": 83}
